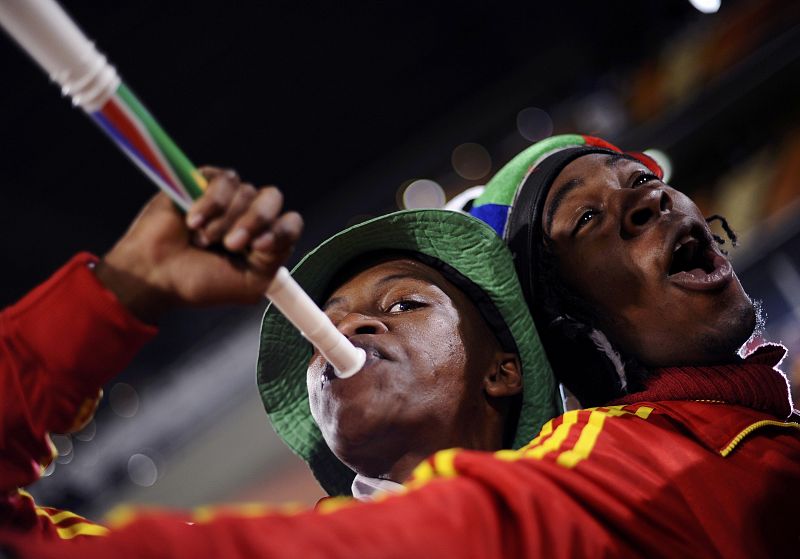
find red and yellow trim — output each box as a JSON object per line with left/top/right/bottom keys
{"left": 406, "top": 405, "right": 655, "bottom": 490}
{"left": 190, "top": 502, "right": 305, "bottom": 523}
{"left": 67, "top": 392, "right": 102, "bottom": 432}
{"left": 511, "top": 405, "right": 653, "bottom": 468}
{"left": 17, "top": 490, "right": 109, "bottom": 539}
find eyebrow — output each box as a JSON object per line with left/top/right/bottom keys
{"left": 544, "top": 154, "right": 632, "bottom": 235}
{"left": 322, "top": 272, "right": 428, "bottom": 311}
{"left": 605, "top": 154, "right": 626, "bottom": 168}
{"left": 545, "top": 177, "right": 584, "bottom": 235}
{"left": 322, "top": 296, "right": 345, "bottom": 312}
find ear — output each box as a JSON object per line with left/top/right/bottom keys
{"left": 484, "top": 352, "right": 523, "bottom": 398}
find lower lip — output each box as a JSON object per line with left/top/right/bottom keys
{"left": 323, "top": 349, "right": 382, "bottom": 381}
{"left": 667, "top": 253, "right": 733, "bottom": 291}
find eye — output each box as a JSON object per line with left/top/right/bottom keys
{"left": 574, "top": 209, "right": 597, "bottom": 233}
{"left": 632, "top": 172, "right": 658, "bottom": 188}
{"left": 387, "top": 300, "right": 425, "bottom": 313}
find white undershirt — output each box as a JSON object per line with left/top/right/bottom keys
{"left": 351, "top": 474, "right": 405, "bottom": 501}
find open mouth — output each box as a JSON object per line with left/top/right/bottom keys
{"left": 666, "top": 223, "right": 732, "bottom": 291}
{"left": 668, "top": 225, "right": 715, "bottom": 276}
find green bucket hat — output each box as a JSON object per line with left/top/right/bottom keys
{"left": 257, "top": 209, "right": 561, "bottom": 496}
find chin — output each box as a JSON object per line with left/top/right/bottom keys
{"left": 697, "top": 289, "right": 758, "bottom": 363}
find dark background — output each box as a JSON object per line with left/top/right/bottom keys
{"left": 1, "top": 0, "right": 703, "bottom": 304}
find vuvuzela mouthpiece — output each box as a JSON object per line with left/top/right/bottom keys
{"left": 266, "top": 267, "right": 366, "bottom": 378}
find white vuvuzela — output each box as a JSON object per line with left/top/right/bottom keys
{"left": 267, "top": 267, "right": 366, "bottom": 378}
{"left": 0, "top": 0, "right": 120, "bottom": 112}
{"left": 0, "top": 0, "right": 363, "bottom": 377}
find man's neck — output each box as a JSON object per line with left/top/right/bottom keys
{"left": 611, "top": 344, "right": 792, "bottom": 419}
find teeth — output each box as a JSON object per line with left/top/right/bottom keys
{"left": 673, "top": 234, "right": 694, "bottom": 252}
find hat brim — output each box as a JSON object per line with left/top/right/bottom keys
{"left": 257, "top": 209, "right": 561, "bottom": 496}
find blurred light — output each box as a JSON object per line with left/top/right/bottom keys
{"left": 395, "top": 179, "right": 413, "bottom": 209}
{"left": 74, "top": 419, "right": 96, "bottom": 442}
{"left": 444, "top": 185, "right": 486, "bottom": 212}
{"left": 644, "top": 149, "right": 673, "bottom": 183}
{"left": 51, "top": 434, "right": 74, "bottom": 465}
{"left": 516, "top": 107, "right": 553, "bottom": 142}
{"left": 451, "top": 143, "right": 492, "bottom": 180}
{"left": 55, "top": 451, "right": 74, "bottom": 465}
{"left": 128, "top": 453, "right": 159, "bottom": 487}
{"left": 42, "top": 461, "right": 56, "bottom": 477}
{"left": 574, "top": 91, "right": 626, "bottom": 137}
{"left": 401, "top": 179, "right": 446, "bottom": 209}
{"left": 689, "top": 0, "right": 720, "bottom": 13}
{"left": 769, "top": 253, "right": 800, "bottom": 322}
{"left": 51, "top": 434, "right": 72, "bottom": 456}
{"left": 110, "top": 382, "right": 140, "bottom": 418}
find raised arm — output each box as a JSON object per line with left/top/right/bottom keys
{"left": 0, "top": 168, "right": 301, "bottom": 538}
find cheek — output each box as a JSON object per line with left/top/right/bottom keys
{"left": 560, "top": 248, "right": 631, "bottom": 310}
{"left": 410, "top": 311, "right": 467, "bottom": 373}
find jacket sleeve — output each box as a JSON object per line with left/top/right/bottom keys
{"left": 4, "top": 440, "right": 632, "bottom": 558}
{"left": 1, "top": 463, "right": 612, "bottom": 559}
{"left": 0, "top": 253, "right": 157, "bottom": 536}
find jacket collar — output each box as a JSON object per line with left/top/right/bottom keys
{"left": 611, "top": 345, "right": 797, "bottom": 454}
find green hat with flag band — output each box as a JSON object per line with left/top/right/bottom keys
{"left": 469, "top": 133, "right": 663, "bottom": 308}
{"left": 257, "top": 209, "right": 562, "bottom": 496}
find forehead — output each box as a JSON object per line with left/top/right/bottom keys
{"left": 326, "top": 258, "right": 445, "bottom": 299}
{"left": 553, "top": 153, "right": 641, "bottom": 192}
{"left": 544, "top": 154, "right": 644, "bottom": 230}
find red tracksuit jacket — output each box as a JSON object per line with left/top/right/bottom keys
{"left": 2, "top": 254, "right": 799, "bottom": 558}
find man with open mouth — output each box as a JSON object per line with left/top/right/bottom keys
{"left": 469, "top": 133, "right": 800, "bottom": 556}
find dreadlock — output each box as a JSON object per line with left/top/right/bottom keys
{"left": 706, "top": 214, "right": 738, "bottom": 255}
{"left": 532, "top": 237, "right": 650, "bottom": 407}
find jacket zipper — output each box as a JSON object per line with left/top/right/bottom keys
{"left": 720, "top": 420, "right": 800, "bottom": 457}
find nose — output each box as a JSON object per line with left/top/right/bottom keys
{"left": 335, "top": 312, "right": 389, "bottom": 338}
{"left": 621, "top": 187, "right": 672, "bottom": 237}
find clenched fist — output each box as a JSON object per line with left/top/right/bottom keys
{"left": 95, "top": 167, "right": 303, "bottom": 322}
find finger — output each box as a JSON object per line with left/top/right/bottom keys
{"left": 247, "top": 211, "right": 303, "bottom": 273}
{"left": 251, "top": 211, "right": 303, "bottom": 252}
{"left": 223, "top": 186, "right": 284, "bottom": 251}
{"left": 202, "top": 182, "right": 257, "bottom": 246}
{"left": 198, "top": 166, "right": 225, "bottom": 179}
{"left": 186, "top": 169, "right": 240, "bottom": 233}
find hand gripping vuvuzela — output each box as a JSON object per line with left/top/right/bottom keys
{"left": 0, "top": 0, "right": 366, "bottom": 378}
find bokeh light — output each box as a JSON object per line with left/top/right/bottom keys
{"left": 689, "top": 0, "right": 721, "bottom": 14}
{"left": 401, "top": 179, "right": 446, "bottom": 209}
{"left": 451, "top": 143, "right": 492, "bottom": 180}
{"left": 644, "top": 148, "right": 673, "bottom": 183}
{"left": 128, "top": 453, "right": 159, "bottom": 487}
{"left": 51, "top": 434, "right": 73, "bottom": 465}
{"left": 110, "top": 382, "right": 140, "bottom": 418}
{"left": 516, "top": 107, "right": 554, "bottom": 142}
{"left": 51, "top": 434, "right": 72, "bottom": 456}
{"left": 74, "top": 419, "right": 96, "bottom": 442}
